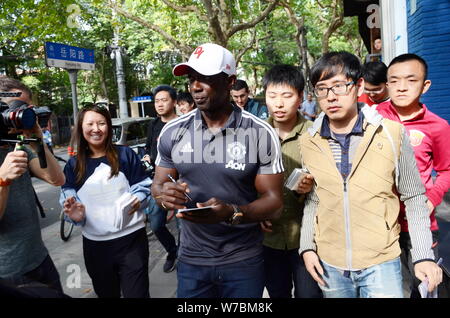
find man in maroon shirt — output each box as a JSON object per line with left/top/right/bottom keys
{"left": 377, "top": 53, "right": 450, "bottom": 297}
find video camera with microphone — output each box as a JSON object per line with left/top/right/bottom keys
{"left": 0, "top": 91, "right": 52, "bottom": 168}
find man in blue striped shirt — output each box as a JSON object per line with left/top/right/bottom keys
{"left": 299, "top": 51, "right": 442, "bottom": 298}
{"left": 151, "top": 43, "right": 284, "bottom": 298}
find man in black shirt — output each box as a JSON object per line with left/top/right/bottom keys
{"left": 144, "top": 85, "right": 179, "bottom": 273}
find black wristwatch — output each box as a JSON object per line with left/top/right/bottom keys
{"left": 227, "top": 204, "right": 244, "bottom": 225}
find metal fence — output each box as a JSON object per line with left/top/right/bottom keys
{"left": 50, "top": 115, "right": 73, "bottom": 146}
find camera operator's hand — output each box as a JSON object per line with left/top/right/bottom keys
{"left": 23, "top": 122, "right": 65, "bottom": 186}
{"left": 0, "top": 150, "right": 28, "bottom": 182}
{"left": 22, "top": 122, "right": 43, "bottom": 140}
{"left": 63, "top": 196, "right": 86, "bottom": 223}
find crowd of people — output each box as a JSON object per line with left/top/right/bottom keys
{"left": 0, "top": 41, "right": 449, "bottom": 299}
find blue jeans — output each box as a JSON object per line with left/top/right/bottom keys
{"left": 320, "top": 257, "right": 403, "bottom": 298}
{"left": 177, "top": 256, "right": 265, "bottom": 298}
{"left": 146, "top": 197, "right": 177, "bottom": 258}
{"left": 263, "top": 246, "right": 322, "bottom": 298}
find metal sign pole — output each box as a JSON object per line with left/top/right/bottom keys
{"left": 67, "top": 69, "right": 79, "bottom": 124}
{"left": 140, "top": 102, "right": 145, "bottom": 117}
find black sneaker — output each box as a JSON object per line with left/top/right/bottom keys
{"left": 163, "top": 256, "right": 177, "bottom": 273}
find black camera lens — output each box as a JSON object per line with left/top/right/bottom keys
{"left": 0, "top": 100, "right": 37, "bottom": 130}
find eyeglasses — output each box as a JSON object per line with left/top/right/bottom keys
{"left": 363, "top": 87, "right": 385, "bottom": 95}
{"left": 314, "top": 81, "right": 355, "bottom": 98}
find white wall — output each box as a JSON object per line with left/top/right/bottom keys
{"left": 380, "top": 0, "right": 409, "bottom": 65}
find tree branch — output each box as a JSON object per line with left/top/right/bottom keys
{"left": 316, "top": 0, "right": 325, "bottom": 9}
{"left": 227, "top": 0, "right": 279, "bottom": 39}
{"left": 108, "top": 1, "right": 194, "bottom": 56}
{"left": 321, "top": 0, "right": 344, "bottom": 54}
{"left": 235, "top": 28, "right": 258, "bottom": 67}
{"left": 160, "top": 0, "right": 208, "bottom": 22}
{"left": 280, "top": 0, "right": 312, "bottom": 89}
{"left": 280, "top": 1, "right": 303, "bottom": 29}
{"left": 202, "top": 0, "right": 228, "bottom": 46}
{"left": 217, "top": 0, "right": 232, "bottom": 31}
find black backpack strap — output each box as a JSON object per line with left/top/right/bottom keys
{"left": 33, "top": 188, "right": 45, "bottom": 218}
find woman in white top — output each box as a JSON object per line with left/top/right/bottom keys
{"left": 60, "top": 104, "right": 151, "bottom": 298}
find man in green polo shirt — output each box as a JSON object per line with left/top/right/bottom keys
{"left": 262, "top": 64, "right": 322, "bottom": 298}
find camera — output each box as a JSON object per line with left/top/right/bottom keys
{"left": 0, "top": 92, "right": 52, "bottom": 169}
{"left": 0, "top": 99, "right": 37, "bottom": 132}
{"left": 33, "top": 106, "right": 52, "bottom": 129}
{"left": 0, "top": 92, "right": 52, "bottom": 137}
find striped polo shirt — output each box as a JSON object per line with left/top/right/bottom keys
{"left": 156, "top": 105, "right": 284, "bottom": 266}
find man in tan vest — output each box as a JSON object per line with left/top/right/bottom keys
{"left": 299, "top": 51, "right": 442, "bottom": 298}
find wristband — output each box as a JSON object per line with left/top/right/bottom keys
{"left": 0, "top": 178, "right": 11, "bottom": 187}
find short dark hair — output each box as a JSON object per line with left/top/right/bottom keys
{"left": 153, "top": 85, "right": 177, "bottom": 100}
{"left": 0, "top": 76, "right": 33, "bottom": 99}
{"left": 388, "top": 53, "right": 428, "bottom": 80}
{"left": 177, "top": 92, "right": 194, "bottom": 105}
{"left": 262, "top": 64, "right": 305, "bottom": 96}
{"left": 310, "top": 51, "right": 361, "bottom": 87}
{"left": 231, "top": 79, "right": 249, "bottom": 92}
{"left": 361, "top": 61, "right": 387, "bottom": 85}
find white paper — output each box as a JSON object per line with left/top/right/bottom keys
{"left": 418, "top": 279, "right": 438, "bottom": 298}
{"left": 114, "top": 192, "right": 137, "bottom": 229}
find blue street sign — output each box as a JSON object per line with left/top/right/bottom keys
{"left": 45, "top": 42, "right": 95, "bottom": 70}
{"left": 131, "top": 96, "right": 153, "bottom": 102}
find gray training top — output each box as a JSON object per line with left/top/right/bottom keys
{"left": 0, "top": 146, "right": 48, "bottom": 278}
{"left": 156, "top": 105, "right": 284, "bottom": 266}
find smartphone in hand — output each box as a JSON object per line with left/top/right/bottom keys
{"left": 178, "top": 206, "right": 214, "bottom": 216}
{"left": 284, "top": 168, "right": 309, "bottom": 191}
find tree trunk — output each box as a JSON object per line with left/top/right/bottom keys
{"left": 321, "top": 0, "right": 344, "bottom": 55}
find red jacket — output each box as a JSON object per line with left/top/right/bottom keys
{"left": 358, "top": 93, "right": 375, "bottom": 106}
{"left": 377, "top": 101, "right": 450, "bottom": 232}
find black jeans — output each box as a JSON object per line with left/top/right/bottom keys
{"left": 0, "top": 254, "right": 65, "bottom": 297}
{"left": 400, "top": 230, "right": 444, "bottom": 298}
{"left": 147, "top": 198, "right": 178, "bottom": 258}
{"left": 83, "top": 228, "right": 150, "bottom": 298}
{"left": 263, "top": 246, "right": 322, "bottom": 298}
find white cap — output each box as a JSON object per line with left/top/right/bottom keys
{"left": 173, "top": 43, "right": 236, "bottom": 77}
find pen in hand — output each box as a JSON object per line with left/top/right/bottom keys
{"left": 167, "top": 174, "right": 193, "bottom": 201}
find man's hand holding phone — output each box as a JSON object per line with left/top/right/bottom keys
{"left": 176, "top": 198, "right": 233, "bottom": 224}
{"left": 296, "top": 173, "right": 314, "bottom": 194}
